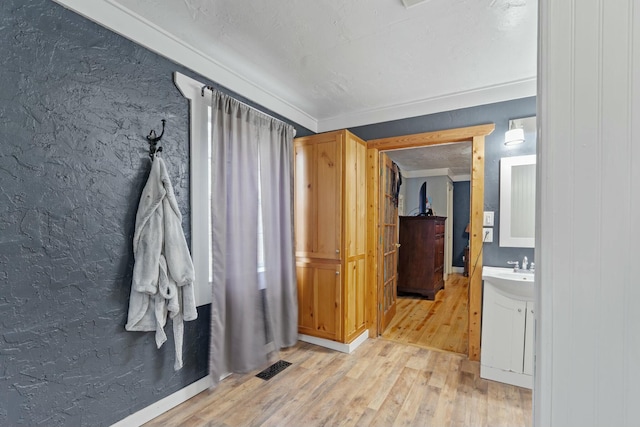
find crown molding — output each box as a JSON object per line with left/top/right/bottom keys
{"left": 318, "top": 77, "right": 537, "bottom": 132}
{"left": 451, "top": 174, "right": 471, "bottom": 182}
{"left": 51, "top": 0, "right": 319, "bottom": 132}
{"left": 402, "top": 169, "right": 470, "bottom": 182}
{"left": 52, "top": 0, "right": 535, "bottom": 134}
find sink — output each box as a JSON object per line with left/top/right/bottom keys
{"left": 482, "top": 266, "right": 534, "bottom": 301}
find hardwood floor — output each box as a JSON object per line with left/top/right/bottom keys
{"left": 145, "top": 338, "right": 531, "bottom": 427}
{"left": 383, "top": 273, "right": 468, "bottom": 355}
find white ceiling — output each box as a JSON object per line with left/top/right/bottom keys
{"left": 54, "top": 0, "right": 536, "bottom": 175}
{"left": 385, "top": 142, "right": 472, "bottom": 178}
{"left": 54, "top": 0, "right": 537, "bottom": 133}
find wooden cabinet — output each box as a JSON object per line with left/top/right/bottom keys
{"left": 294, "top": 130, "right": 367, "bottom": 344}
{"left": 480, "top": 283, "right": 534, "bottom": 389}
{"left": 397, "top": 216, "right": 446, "bottom": 300}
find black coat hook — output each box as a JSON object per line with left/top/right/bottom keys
{"left": 147, "top": 119, "right": 165, "bottom": 159}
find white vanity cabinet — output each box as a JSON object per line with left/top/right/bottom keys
{"left": 523, "top": 302, "right": 534, "bottom": 376}
{"left": 480, "top": 282, "right": 534, "bottom": 389}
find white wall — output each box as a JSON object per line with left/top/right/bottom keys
{"left": 537, "top": 1, "right": 640, "bottom": 426}
{"left": 403, "top": 175, "right": 450, "bottom": 217}
{"left": 426, "top": 176, "right": 450, "bottom": 218}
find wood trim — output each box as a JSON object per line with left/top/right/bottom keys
{"left": 367, "top": 123, "right": 493, "bottom": 361}
{"left": 468, "top": 135, "right": 485, "bottom": 362}
{"left": 368, "top": 124, "right": 496, "bottom": 150}
{"left": 366, "top": 147, "right": 380, "bottom": 336}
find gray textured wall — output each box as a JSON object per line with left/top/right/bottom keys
{"left": 0, "top": 2, "right": 204, "bottom": 426}
{"left": 0, "top": 1, "right": 309, "bottom": 426}
{"left": 350, "top": 96, "right": 537, "bottom": 267}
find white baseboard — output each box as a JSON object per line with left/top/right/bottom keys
{"left": 111, "top": 375, "right": 213, "bottom": 427}
{"left": 452, "top": 266, "right": 464, "bottom": 274}
{"left": 111, "top": 331, "right": 370, "bottom": 427}
{"left": 299, "top": 329, "right": 369, "bottom": 354}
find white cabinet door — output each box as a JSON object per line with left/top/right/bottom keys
{"left": 481, "top": 285, "right": 527, "bottom": 372}
{"left": 523, "top": 301, "right": 535, "bottom": 376}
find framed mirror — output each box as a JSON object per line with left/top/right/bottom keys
{"left": 499, "top": 154, "right": 536, "bottom": 247}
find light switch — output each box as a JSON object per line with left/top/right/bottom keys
{"left": 483, "top": 228, "right": 493, "bottom": 243}
{"left": 483, "top": 211, "right": 494, "bottom": 226}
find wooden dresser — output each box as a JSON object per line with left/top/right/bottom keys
{"left": 397, "top": 216, "right": 446, "bottom": 300}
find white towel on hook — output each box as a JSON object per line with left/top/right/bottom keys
{"left": 125, "top": 156, "right": 197, "bottom": 371}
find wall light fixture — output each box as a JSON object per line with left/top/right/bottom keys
{"left": 504, "top": 116, "right": 536, "bottom": 146}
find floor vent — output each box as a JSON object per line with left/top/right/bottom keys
{"left": 255, "top": 360, "right": 291, "bottom": 380}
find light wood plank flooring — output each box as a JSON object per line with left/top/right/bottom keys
{"left": 383, "top": 273, "right": 468, "bottom": 355}
{"left": 145, "top": 338, "right": 531, "bottom": 427}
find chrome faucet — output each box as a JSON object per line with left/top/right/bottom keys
{"left": 507, "top": 261, "right": 520, "bottom": 272}
{"left": 522, "top": 256, "right": 528, "bottom": 270}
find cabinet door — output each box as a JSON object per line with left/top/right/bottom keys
{"left": 315, "top": 137, "right": 342, "bottom": 259}
{"left": 344, "top": 133, "right": 367, "bottom": 342}
{"left": 344, "top": 257, "right": 366, "bottom": 342}
{"left": 345, "top": 133, "right": 367, "bottom": 258}
{"left": 294, "top": 134, "right": 342, "bottom": 260}
{"left": 480, "top": 285, "right": 527, "bottom": 373}
{"left": 296, "top": 261, "right": 342, "bottom": 341}
{"left": 295, "top": 141, "right": 315, "bottom": 257}
{"left": 523, "top": 301, "right": 535, "bottom": 375}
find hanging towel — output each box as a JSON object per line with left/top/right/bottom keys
{"left": 125, "top": 156, "right": 197, "bottom": 371}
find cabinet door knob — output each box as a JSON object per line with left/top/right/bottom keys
{"left": 518, "top": 308, "right": 522, "bottom": 313}
{"left": 336, "top": 249, "right": 340, "bottom": 254}
{"left": 336, "top": 271, "right": 340, "bottom": 275}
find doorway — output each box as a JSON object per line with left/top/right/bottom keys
{"left": 379, "top": 142, "right": 469, "bottom": 355}
{"left": 366, "top": 124, "right": 494, "bottom": 361}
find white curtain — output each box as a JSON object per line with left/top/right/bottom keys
{"left": 208, "top": 90, "right": 298, "bottom": 385}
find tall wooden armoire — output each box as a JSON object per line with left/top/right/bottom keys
{"left": 294, "top": 130, "right": 367, "bottom": 344}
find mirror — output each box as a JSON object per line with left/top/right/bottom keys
{"left": 499, "top": 154, "right": 536, "bottom": 247}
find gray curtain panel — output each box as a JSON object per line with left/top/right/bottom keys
{"left": 208, "top": 90, "right": 298, "bottom": 385}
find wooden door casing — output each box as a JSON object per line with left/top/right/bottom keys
{"left": 367, "top": 124, "right": 493, "bottom": 360}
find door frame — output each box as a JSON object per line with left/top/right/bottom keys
{"left": 365, "top": 123, "right": 494, "bottom": 361}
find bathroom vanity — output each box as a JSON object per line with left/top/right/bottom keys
{"left": 480, "top": 266, "right": 534, "bottom": 389}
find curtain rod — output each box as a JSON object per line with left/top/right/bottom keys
{"left": 200, "top": 85, "right": 287, "bottom": 126}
